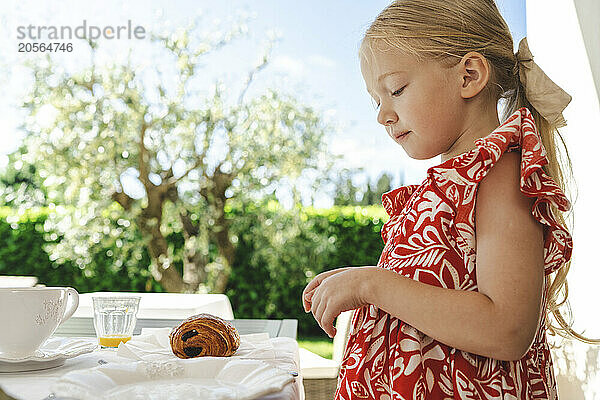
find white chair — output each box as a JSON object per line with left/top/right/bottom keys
{"left": 55, "top": 291, "right": 234, "bottom": 336}
{"left": 53, "top": 291, "right": 298, "bottom": 340}
{"left": 0, "top": 275, "right": 38, "bottom": 288}
{"left": 54, "top": 316, "right": 298, "bottom": 339}
{"left": 70, "top": 291, "right": 235, "bottom": 319}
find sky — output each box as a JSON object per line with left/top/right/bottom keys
{"left": 0, "top": 0, "right": 526, "bottom": 208}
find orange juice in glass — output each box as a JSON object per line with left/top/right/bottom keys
{"left": 98, "top": 335, "right": 132, "bottom": 347}
{"left": 92, "top": 296, "right": 140, "bottom": 348}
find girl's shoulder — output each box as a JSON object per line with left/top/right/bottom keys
{"left": 425, "top": 107, "right": 572, "bottom": 275}
{"left": 424, "top": 107, "right": 570, "bottom": 214}
{"left": 427, "top": 107, "right": 542, "bottom": 187}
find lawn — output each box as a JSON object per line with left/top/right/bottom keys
{"left": 297, "top": 335, "right": 334, "bottom": 359}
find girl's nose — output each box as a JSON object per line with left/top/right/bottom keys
{"left": 377, "top": 105, "right": 398, "bottom": 126}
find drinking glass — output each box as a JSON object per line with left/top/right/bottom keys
{"left": 92, "top": 296, "right": 140, "bottom": 348}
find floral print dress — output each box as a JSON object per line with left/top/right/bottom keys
{"left": 334, "top": 107, "right": 572, "bottom": 399}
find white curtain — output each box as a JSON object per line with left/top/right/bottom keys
{"left": 527, "top": 0, "right": 600, "bottom": 398}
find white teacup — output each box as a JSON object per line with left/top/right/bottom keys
{"left": 0, "top": 287, "right": 79, "bottom": 358}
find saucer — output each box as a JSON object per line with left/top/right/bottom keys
{"left": 0, "top": 337, "right": 98, "bottom": 373}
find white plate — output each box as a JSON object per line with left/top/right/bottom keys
{"left": 51, "top": 357, "right": 295, "bottom": 400}
{"left": 0, "top": 337, "right": 98, "bottom": 373}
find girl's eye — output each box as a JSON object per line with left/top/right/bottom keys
{"left": 374, "top": 86, "right": 406, "bottom": 110}
{"left": 392, "top": 86, "right": 406, "bottom": 96}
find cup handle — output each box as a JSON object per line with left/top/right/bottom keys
{"left": 60, "top": 287, "right": 80, "bottom": 324}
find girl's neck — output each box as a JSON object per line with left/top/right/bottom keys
{"left": 440, "top": 107, "right": 500, "bottom": 163}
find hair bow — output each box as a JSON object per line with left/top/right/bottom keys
{"left": 513, "top": 37, "right": 572, "bottom": 128}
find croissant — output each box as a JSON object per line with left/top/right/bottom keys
{"left": 169, "top": 313, "right": 240, "bottom": 359}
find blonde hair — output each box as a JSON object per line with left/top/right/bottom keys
{"left": 360, "top": 0, "right": 599, "bottom": 345}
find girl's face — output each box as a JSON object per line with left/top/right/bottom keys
{"left": 360, "top": 40, "right": 467, "bottom": 161}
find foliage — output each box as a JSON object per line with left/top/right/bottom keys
{"left": 0, "top": 145, "right": 47, "bottom": 208}
{"left": 333, "top": 168, "right": 396, "bottom": 206}
{"left": 224, "top": 197, "right": 387, "bottom": 335}
{"left": 0, "top": 208, "right": 160, "bottom": 293}
{"left": 9, "top": 17, "right": 339, "bottom": 293}
{"left": 0, "top": 201, "right": 387, "bottom": 336}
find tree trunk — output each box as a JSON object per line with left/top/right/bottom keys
{"left": 212, "top": 209, "right": 236, "bottom": 293}
{"left": 138, "top": 183, "right": 185, "bottom": 292}
{"left": 208, "top": 168, "right": 235, "bottom": 294}
{"left": 135, "top": 164, "right": 236, "bottom": 294}
{"left": 139, "top": 215, "right": 185, "bottom": 292}
{"left": 179, "top": 210, "right": 208, "bottom": 293}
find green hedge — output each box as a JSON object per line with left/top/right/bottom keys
{"left": 0, "top": 203, "right": 387, "bottom": 336}
{"left": 0, "top": 208, "right": 161, "bottom": 293}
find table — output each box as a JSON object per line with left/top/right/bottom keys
{"left": 0, "top": 337, "right": 305, "bottom": 400}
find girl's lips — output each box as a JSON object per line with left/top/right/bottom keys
{"left": 395, "top": 131, "right": 411, "bottom": 139}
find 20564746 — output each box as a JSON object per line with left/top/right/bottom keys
{"left": 18, "top": 42, "right": 73, "bottom": 52}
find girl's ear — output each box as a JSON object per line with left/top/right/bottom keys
{"left": 458, "top": 51, "right": 491, "bottom": 100}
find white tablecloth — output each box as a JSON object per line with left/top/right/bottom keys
{"left": 0, "top": 337, "right": 304, "bottom": 400}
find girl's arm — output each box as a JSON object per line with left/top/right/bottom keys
{"left": 362, "top": 152, "right": 545, "bottom": 361}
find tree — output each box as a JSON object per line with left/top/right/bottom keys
{"left": 0, "top": 145, "right": 47, "bottom": 208}
{"left": 13, "top": 19, "right": 338, "bottom": 293}
{"left": 333, "top": 169, "right": 395, "bottom": 206}
{"left": 332, "top": 167, "right": 363, "bottom": 206}
{"left": 359, "top": 172, "right": 393, "bottom": 206}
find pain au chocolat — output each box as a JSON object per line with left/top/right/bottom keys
{"left": 169, "top": 313, "right": 240, "bottom": 359}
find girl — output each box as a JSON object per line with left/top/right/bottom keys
{"left": 303, "top": 0, "right": 597, "bottom": 398}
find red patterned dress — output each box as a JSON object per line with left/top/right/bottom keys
{"left": 334, "top": 107, "right": 572, "bottom": 399}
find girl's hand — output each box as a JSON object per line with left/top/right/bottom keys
{"left": 302, "top": 267, "right": 350, "bottom": 313}
{"left": 303, "top": 267, "right": 373, "bottom": 338}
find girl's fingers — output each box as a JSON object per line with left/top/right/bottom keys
{"left": 303, "top": 275, "right": 323, "bottom": 295}
{"left": 316, "top": 294, "right": 330, "bottom": 333}
{"left": 302, "top": 279, "right": 317, "bottom": 299}
{"left": 315, "top": 288, "right": 339, "bottom": 339}
{"left": 303, "top": 276, "right": 325, "bottom": 309}
{"left": 312, "top": 289, "right": 326, "bottom": 327}
{"left": 303, "top": 286, "right": 318, "bottom": 311}
{"left": 302, "top": 267, "right": 349, "bottom": 312}
{"left": 303, "top": 290, "right": 314, "bottom": 312}
{"left": 313, "top": 304, "right": 325, "bottom": 334}
{"left": 321, "top": 306, "right": 337, "bottom": 338}
{"left": 303, "top": 269, "right": 338, "bottom": 296}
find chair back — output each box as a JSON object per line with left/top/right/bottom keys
{"left": 54, "top": 317, "right": 298, "bottom": 339}
{"left": 332, "top": 309, "right": 355, "bottom": 364}
{"left": 0, "top": 275, "right": 38, "bottom": 288}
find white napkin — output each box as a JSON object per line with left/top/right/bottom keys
{"left": 52, "top": 356, "right": 295, "bottom": 400}
{"left": 116, "top": 328, "right": 278, "bottom": 362}
{"left": 0, "top": 337, "right": 97, "bottom": 362}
